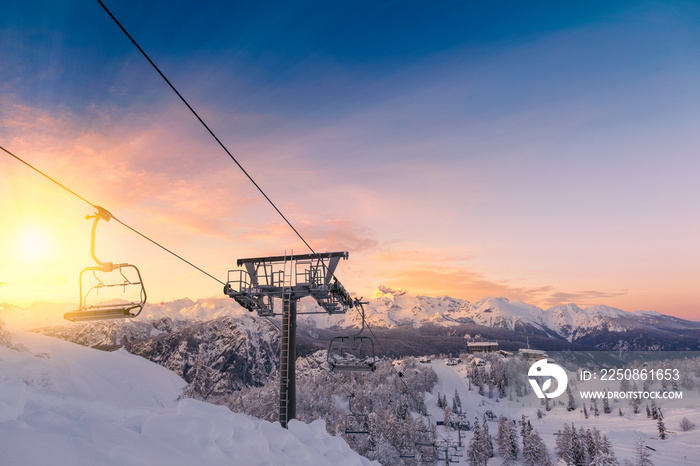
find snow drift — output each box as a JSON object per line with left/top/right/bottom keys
{"left": 0, "top": 320, "right": 375, "bottom": 466}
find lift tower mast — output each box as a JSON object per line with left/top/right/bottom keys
{"left": 224, "top": 252, "right": 354, "bottom": 428}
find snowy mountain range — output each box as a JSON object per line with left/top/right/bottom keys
{"left": 3, "top": 286, "right": 700, "bottom": 351}
{"left": 297, "top": 286, "right": 700, "bottom": 350}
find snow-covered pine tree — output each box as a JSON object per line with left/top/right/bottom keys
{"left": 444, "top": 404, "right": 452, "bottom": 429}
{"left": 520, "top": 414, "right": 529, "bottom": 441}
{"left": 454, "top": 388, "right": 462, "bottom": 412}
{"left": 630, "top": 381, "right": 640, "bottom": 414}
{"left": 583, "top": 404, "right": 589, "bottom": 419}
{"left": 566, "top": 386, "right": 576, "bottom": 411}
{"left": 584, "top": 428, "right": 596, "bottom": 465}
{"left": 497, "top": 415, "right": 519, "bottom": 463}
{"left": 571, "top": 426, "right": 586, "bottom": 466}
{"left": 468, "top": 414, "right": 487, "bottom": 466}
{"left": 482, "top": 413, "right": 494, "bottom": 458}
{"left": 634, "top": 439, "right": 654, "bottom": 466}
{"left": 555, "top": 423, "right": 573, "bottom": 465}
{"left": 619, "top": 376, "right": 631, "bottom": 392}
{"left": 657, "top": 417, "right": 667, "bottom": 440}
{"left": 522, "top": 426, "right": 552, "bottom": 466}
{"left": 630, "top": 394, "right": 640, "bottom": 414}
{"left": 591, "top": 429, "right": 619, "bottom": 466}
{"left": 603, "top": 396, "right": 611, "bottom": 414}
{"left": 556, "top": 423, "right": 587, "bottom": 466}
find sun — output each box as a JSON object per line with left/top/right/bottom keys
{"left": 17, "top": 228, "right": 52, "bottom": 262}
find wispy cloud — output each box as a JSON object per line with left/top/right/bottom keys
{"left": 542, "top": 290, "right": 628, "bottom": 308}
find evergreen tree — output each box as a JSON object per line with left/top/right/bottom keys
{"left": 629, "top": 381, "right": 640, "bottom": 414}
{"left": 523, "top": 427, "right": 552, "bottom": 466}
{"left": 570, "top": 425, "right": 585, "bottom": 466}
{"left": 634, "top": 439, "right": 654, "bottom": 466}
{"left": 630, "top": 394, "right": 640, "bottom": 414}
{"left": 593, "top": 431, "right": 619, "bottom": 466}
{"left": 555, "top": 423, "right": 573, "bottom": 465}
{"left": 444, "top": 404, "right": 452, "bottom": 430}
{"left": 603, "top": 396, "right": 611, "bottom": 414}
{"left": 468, "top": 414, "right": 487, "bottom": 466}
{"left": 482, "top": 414, "right": 494, "bottom": 458}
{"left": 520, "top": 415, "right": 529, "bottom": 441}
{"left": 583, "top": 404, "right": 589, "bottom": 419}
{"left": 566, "top": 385, "right": 577, "bottom": 411}
{"left": 619, "top": 376, "right": 631, "bottom": 392}
{"left": 646, "top": 404, "right": 651, "bottom": 418}
{"left": 584, "top": 428, "right": 596, "bottom": 465}
{"left": 657, "top": 417, "right": 667, "bottom": 440}
{"left": 556, "top": 423, "right": 589, "bottom": 466}
{"left": 497, "top": 415, "right": 518, "bottom": 463}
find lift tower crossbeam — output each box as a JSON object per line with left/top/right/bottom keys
{"left": 224, "top": 251, "right": 353, "bottom": 428}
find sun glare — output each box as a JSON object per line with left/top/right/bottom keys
{"left": 18, "top": 228, "right": 52, "bottom": 262}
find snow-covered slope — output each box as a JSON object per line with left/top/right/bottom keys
{"left": 542, "top": 303, "right": 628, "bottom": 342}
{"left": 0, "top": 320, "right": 375, "bottom": 466}
{"left": 427, "top": 357, "right": 700, "bottom": 466}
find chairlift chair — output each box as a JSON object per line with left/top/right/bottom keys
{"left": 399, "top": 445, "right": 416, "bottom": 459}
{"left": 327, "top": 299, "right": 376, "bottom": 372}
{"left": 64, "top": 207, "right": 147, "bottom": 322}
{"left": 344, "top": 394, "right": 369, "bottom": 435}
{"left": 415, "top": 442, "right": 437, "bottom": 463}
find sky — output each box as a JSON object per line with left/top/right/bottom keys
{"left": 1, "top": 0, "right": 699, "bottom": 319}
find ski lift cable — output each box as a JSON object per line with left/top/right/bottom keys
{"left": 95, "top": 0, "right": 361, "bottom": 302}
{"left": 95, "top": 0, "right": 318, "bottom": 260}
{"left": 0, "top": 145, "right": 225, "bottom": 286}
{"left": 93, "top": 5, "right": 432, "bottom": 430}
{"left": 322, "top": 368, "right": 357, "bottom": 398}
{"left": 359, "top": 314, "right": 450, "bottom": 444}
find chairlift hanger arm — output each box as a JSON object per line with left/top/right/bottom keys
{"left": 88, "top": 207, "right": 114, "bottom": 270}
{"left": 236, "top": 251, "right": 348, "bottom": 266}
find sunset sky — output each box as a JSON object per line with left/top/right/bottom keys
{"left": 1, "top": 1, "right": 699, "bottom": 319}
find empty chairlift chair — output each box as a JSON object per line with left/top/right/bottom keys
{"left": 64, "top": 207, "right": 147, "bottom": 322}
{"left": 327, "top": 300, "right": 376, "bottom": 372}
{"left": 344, "top": 394, "right": 369, "bottom": 435}
{"left": 398, "top": 445, "right": 416, "bottom": 459}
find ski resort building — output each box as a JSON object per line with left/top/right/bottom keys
{"left": 466, "top": 341, "right": 499, "bottom": 354}
{"left": 519, "top": 348, "right": 547, "bottom": 360}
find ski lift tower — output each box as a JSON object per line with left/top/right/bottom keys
{"left": 223, "top": 251, "right": 354, "bottom": 428}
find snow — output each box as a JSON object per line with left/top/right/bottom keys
{"left": 0, "top": 323, "right": 375, "bottom": 466}
{"left": 424, "top": 357, "right": 700, "bottom": 465}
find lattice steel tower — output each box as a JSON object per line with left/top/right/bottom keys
{"left": 224, "top": 252, "right": 354, "bottom": 428}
